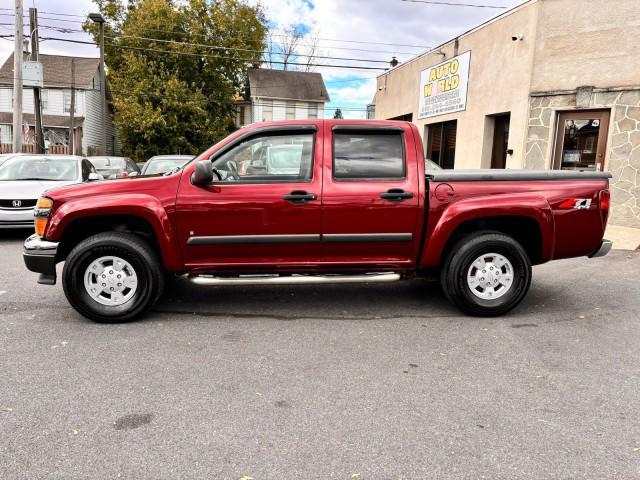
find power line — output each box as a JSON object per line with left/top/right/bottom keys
{"left": 399, "top": 0, "right": 506, "bottom": 8}
{"left": 39, "top": 23, "right": 424, "bottom": 55}
{"left": 102, "top": 32, "right": 394, "bottom": 64}
{"left": 36, "top": 36, "right": 389, "bottom": 71}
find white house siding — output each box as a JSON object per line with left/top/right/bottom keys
{"left": 83, "top": 88, "right": 103, "bottom": 154}
{"left": 0, "top": 88, "right": 10, "bottom": 111}
{"left": 247, "top": 98, "right": 326, "bottom": 124}
{"left": 0, "top": 124, "right": 11, "bottom": 143}
{"left": 295, "top": 102, "right": 307, "bottom": 120}
{"left": 0, "top": 87, "right": 86, "bottom": 118}
{"left": 273, "top": 102, "right": 286, "bottom": 121}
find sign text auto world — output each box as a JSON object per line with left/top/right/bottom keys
{"left": 418, "top": 51, "right": 471, "bottom": 120}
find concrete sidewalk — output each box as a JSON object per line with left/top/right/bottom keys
{"left": 606, "top": 224, "right": 640, "bottom": 250}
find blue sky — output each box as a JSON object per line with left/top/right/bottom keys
{"left": 0, "top": 0, "right": 522, "bottom": 118}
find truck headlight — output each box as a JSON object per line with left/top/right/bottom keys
{"left": 34, "top": 197, "right": 53, "bottom": 236}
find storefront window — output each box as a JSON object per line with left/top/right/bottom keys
{"left": 553, "top": 110, "right": 610, "bottom": 171}
{"left": 426, "top": 120, "right": 457, "bottom": 169}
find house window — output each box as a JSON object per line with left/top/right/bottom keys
{"left": 426, "top": 120, "right": 457, "bottom": 169}
{"left": 63, "top": 91, "right": 72, "bottom": 113}
{"left": 40, "top": 89, "right": 48, "bottom": 112}
{"left": 262, "top": 100, "right": 273, "bottom": 122}
{"left": 286, "top": 101, "right": 296, "bottom": 120}
{"left": 239, "top": 105, "right": 246, "bottom": 125}
{"left": 308, "top": 103, "right": 318, "bottom": 120}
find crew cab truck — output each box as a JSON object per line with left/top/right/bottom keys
{"left": 23, "top": 120, "right": 612, "bottom": 322}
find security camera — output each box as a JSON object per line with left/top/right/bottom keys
{"left": 511, "top": 34, "right": 524, "bottom": 41}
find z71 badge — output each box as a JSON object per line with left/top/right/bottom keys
{"left": 559, "top": 198, "right": 592, "bottom": 209}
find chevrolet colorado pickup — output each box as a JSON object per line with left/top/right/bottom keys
{"left": 23, "top": 120, "right": 612, "bottom": 322}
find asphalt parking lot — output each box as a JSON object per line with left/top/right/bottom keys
{"left": 1, "top": 230, "right": 639, "bottom": 480}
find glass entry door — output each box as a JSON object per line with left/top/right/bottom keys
{"left": 553, "top": 110, "right": 610, "bottom": 171}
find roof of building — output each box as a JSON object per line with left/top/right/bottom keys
{"left": 0, "top": 112, "right": 84, "bottom": 127}
{"left": 0, "top": 53, "right": 99, "bottom": 89}
{"left": 248, "top": 68, "right": 330, "bottom": 102}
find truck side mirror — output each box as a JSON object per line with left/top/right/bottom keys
{"left": 191, "top": 161, "right": 214, "bottom": 186}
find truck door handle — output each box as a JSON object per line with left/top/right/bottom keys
{"left": 284, "top": 190, "right": 317, "bottom": 204}
{"left": 380, "top": 189, "right": 413, "bottom": 201}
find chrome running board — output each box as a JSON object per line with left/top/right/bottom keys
{"left": 189, "top": 272, "right": 401, "bottom": 286}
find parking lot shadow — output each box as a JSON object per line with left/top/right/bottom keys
{"left": 153, "top": 276, "right": 460, "bottom": 322}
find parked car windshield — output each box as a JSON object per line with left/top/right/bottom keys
{"left": 0, "top": 156, "right": 78, "bottom": 181}
{"left": 142, "top": 156, "right": 192, "bottom": 175}
{"left": 90, "top": 157, "right": 130, "bottom": 170}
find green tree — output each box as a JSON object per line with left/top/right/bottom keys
{"left": 85, "top": 0, "right": 267, "bottom": 161}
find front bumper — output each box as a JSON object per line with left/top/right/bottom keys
{"left": 23, "top": 234, "right": 59, "bottom": 285}
{"left": 589, "top": 239, "right": 613, "bottom": 258}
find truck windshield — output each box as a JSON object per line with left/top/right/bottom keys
{"left": 0, "top": 156, "right": 78, "bottom": 181}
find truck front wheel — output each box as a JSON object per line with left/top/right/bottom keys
{"left": 62, "top": 232, "right": 164, "bottom": 323}
{"left": 441, "top": 232, "right": 532, "bottom": 316}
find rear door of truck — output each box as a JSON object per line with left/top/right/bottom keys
{"left": 320, "top": 121, "right": 424, "bottom": 267}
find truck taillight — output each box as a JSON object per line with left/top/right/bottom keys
{"left": 599, "top": 189, "right": 610, "bottom": 227}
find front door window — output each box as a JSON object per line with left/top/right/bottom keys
{"left": 553, "top": 110, "right": 610, "bottom": 171}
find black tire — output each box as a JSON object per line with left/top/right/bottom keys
{"left": 62, "top": 232, "right": 164, "bottom": 323}
{"left": 440, "top": 231, "right": 532, "bottom": 316}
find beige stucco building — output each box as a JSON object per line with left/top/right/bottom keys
{"left": 375, "top": 0, "right": 640, "bottom": 228}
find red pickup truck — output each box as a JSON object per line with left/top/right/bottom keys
{"left": 23, "top": 120, "right": 612, "bottom": 322}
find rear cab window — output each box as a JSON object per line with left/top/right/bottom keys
{"left": 333, "top": 130, "right": 405, "bottom": 181}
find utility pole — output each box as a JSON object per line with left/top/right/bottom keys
{"left": 69, "top": 59, "right": 75, "bottom": 155}
{"left": 89, "top": 13, "right": 106, "bottom": 155}
{"left": 12, "top": 0, "right": 23, "bottom": 153}
{"left": 29, "top": 7, "right": 43, "bottom": 153}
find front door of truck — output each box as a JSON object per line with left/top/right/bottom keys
{"left": 321, "top": 123, "right": 422, "bottom": 267}
{"left": 176, "top": 125, "right": 322, "bottom": 268}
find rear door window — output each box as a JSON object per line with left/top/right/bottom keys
{"left": 333, "top": 131, "right": 405, "bottom": 180}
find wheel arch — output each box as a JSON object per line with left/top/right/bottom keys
{"left": 420, "top": 194, "right": 555, "bottom": 270}
{"left": 48, "top": 196, "right": 182, "bottom": 271}
{"left": 440, "top": 217, "right": 544, "bottom": 268}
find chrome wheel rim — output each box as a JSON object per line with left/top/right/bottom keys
{"left": 83, "top": 256, "right": 138, "bottom": 306}
{"left": 467, "top": 253, "right": 514, "bottom": 300}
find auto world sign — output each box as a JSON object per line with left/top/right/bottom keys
{"left": 417, "top": 51, "right": 471, "bottom": 120}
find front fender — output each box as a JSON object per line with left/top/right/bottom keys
{"left": 420, "top": 193, "right": 555, "bottom": 268}
{"left": 45, "top": 194, "right": 182, "bottom": 271}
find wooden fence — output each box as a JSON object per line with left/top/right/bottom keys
{"left": 0, "top": 144, "right": 69, "bottom": 154}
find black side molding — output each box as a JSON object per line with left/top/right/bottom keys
{"left": 323, "top": 233, "right": 412, "bottom": 243}
{"left": 187, "top": 233, "right": 414, "bottom": 246}
{"left": 187, "top": 234, "right": 321, "bottom": 245}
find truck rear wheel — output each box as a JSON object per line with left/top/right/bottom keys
{"left": 62, "top": 232, "right": 164, "bottom": 323}
{"left": 441, "top": 232, "right": 532, "bottom": 316}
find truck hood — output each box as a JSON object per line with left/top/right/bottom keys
{"left": 42, "top": 171, "right": 182, "bottom": 203}
{"left": 0, "top": 180, "right": 79, "bottom": 200}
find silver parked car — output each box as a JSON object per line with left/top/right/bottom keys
{"left": 0, "top": 155, "right": 101, "bottom": 229}
{"left": 141, "top": 155, "right": 193, "bottom": 175}
{"left": 88, "top": 156, "right": 140, "bottom": 180}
